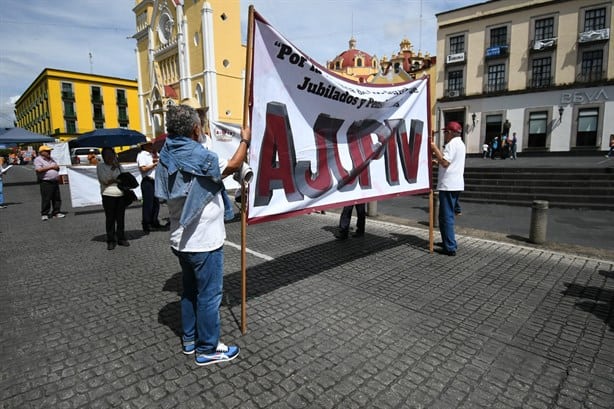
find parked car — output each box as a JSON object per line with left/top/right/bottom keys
{"left": 70, "top": 147, "right": 102, "bottom": 165}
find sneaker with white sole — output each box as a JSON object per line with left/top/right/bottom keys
{"left": 41, "top": 215, "right": 49, "bottom": 221}
{"left": 195, "top": 342, "right": 239, "bottom": 366}
{"left": 182, "top": 339, "right": 195, "bottom": 355}
{"left": 53, "top": 213, "right": 66, "bottom": 218}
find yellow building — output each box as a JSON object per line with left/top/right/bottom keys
{"left": 132, "top": 0, "right": 246, "bottom": 138}
{"left": 14, "top": 68, "right": 141, "bottom": 141}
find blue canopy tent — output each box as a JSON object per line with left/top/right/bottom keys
{"left": 73, "top": 128, "right": 146, "bottom": 148}
{"left": 0, "top": 128, "right": 56, "bottom": 146}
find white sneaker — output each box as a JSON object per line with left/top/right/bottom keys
{"left": 54, "top": 213, "right": 66, "bottom": 218}
{"left": 41, "top": 215, "right": 49, "bottom": 221}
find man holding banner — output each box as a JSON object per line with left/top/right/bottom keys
{"left": 155, "top": 104, "right": 250, "bottom": 366}
{"left": 431, "top": 121, "right": 466, "bottom": 256}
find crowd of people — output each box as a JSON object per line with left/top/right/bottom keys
{"left": 482, "top": 131, "right": 517, "bottom": 160}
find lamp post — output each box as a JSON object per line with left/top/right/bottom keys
{"left": 472, "top": 113, "right": 477, "bottom": 127}
{"left": 558, "top": 105, "right": 564, "bottom": 121}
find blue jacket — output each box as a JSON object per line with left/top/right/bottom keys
{"left": 155, "top": 135, "right": 234, "bottom": 227}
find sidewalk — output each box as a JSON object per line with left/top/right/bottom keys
{"left": 0, "top": 164, "right": 613, "bottom": 408}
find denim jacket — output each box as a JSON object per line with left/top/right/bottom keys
{"left": 155, "top": 135, "right": 234, "bottom": 227}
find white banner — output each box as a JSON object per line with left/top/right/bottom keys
{"left": 210, "top": 120, "right": 241, "bottom": 191}
{"left": 247, "top": 14, "right": 431, "bottom": 224}
{"left": 67, "top": 164, "right": 142, "bottom": 208}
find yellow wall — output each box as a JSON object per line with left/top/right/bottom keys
{"left": 15, "top": 68, "right": 140, "bottom": 139}
{"left": 134, "top": 0, "right": 246, "bottom": 138}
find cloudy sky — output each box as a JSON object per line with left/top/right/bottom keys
{"left": 0, "top": 0, "right": 478, "bottom": 128}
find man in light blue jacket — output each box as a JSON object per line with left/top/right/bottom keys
{"left": 156, "top": 104, "right": 251, "bottom": 366}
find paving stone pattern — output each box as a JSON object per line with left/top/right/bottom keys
{"left": 0, "top": 166, "right": 613, "bottom": 408}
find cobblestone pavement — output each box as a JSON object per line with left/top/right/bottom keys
{"left": 1, "top": 166, "right": 613, "bottom": 408}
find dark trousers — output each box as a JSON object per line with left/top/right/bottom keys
{"left": 102, "top": 195, "right": 126, "bottom": 242}
{"left": 39, "top": 180, "right": 62, "bottom": 216}
{"left": 140, "top": 177, "right": 160, "bottom": 228}
{"left": 339, "top": 203, "right": 366, "bottom": 233}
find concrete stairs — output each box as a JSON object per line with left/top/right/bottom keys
{"left": 458, "top": 167, "right": 614, "bottom": 210}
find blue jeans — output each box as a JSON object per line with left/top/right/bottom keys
{"left": 0, "top": 177, "right": 4, "bottom": 204}
{"left": 172, "top": 246, "right": 224, "bottom": 355}
{"left": 438, "top": 190, "right": 461, "bottom": 252}
{"left": 140, "top": 177, "right": 160, "bottom": 227}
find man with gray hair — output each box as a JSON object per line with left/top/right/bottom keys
{"left": 155, "top": 104, "right": 251, "bottom": 366}
{"left": 430, "top": 121, "right": 465, "bottom": 256}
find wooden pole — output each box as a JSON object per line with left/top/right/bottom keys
{"left": 240, "top": 6, "right": 255, "bottom": 335}
{"left": 429, "top": 190, "right": 434, "bottom": 253}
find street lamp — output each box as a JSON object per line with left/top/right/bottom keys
{"left": 472, "top": 113, "right": 477, "bottom": 127}
{"left": 558, "top": 105, "right": 564, "bottom": 120}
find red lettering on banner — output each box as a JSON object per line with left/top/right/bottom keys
{"left": 295, "top": 114, "right": 344, "bottom": 198}
{"left": 254, "top": 103, "right": 303, "bottom": 207}
{"left": 253, "top": 103, "right": 424, "bottom": 207}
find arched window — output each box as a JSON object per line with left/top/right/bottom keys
{"left": 356, "top": 58, "right": 363, "bottom": 67}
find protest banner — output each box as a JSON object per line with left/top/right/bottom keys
{"left": 247, "top": 11, "right": 431, "bottom": 224}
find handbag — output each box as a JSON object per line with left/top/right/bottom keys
{"left": 117, "top": 172, "right": 139, "bottom": 192}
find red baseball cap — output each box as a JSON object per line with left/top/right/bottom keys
{"left": 443, "top": 121, "right": 463, "bottom": 133}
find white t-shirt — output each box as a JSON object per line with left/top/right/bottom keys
{"left": 137, "top": 150, "right": 155, "bottom": 178}
{"left": 167, "top": 158, "right": 228, "bottom": 252}
{"left": 437, "top": 136, "right": 465, "bottom": 191}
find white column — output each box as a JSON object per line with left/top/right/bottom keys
{"left": 176, "top": 4, "right": 191, "bottom": 99}
{"left": 135, "top": 48, "right": 147, "bottom": 136}
{"left": 201, "top": 1, "right": 218, "bottom": 122}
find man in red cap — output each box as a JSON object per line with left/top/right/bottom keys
{"left": 430, "top": 121, "right": 466, "bottom": 256}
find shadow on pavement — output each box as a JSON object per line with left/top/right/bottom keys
{"left": 561, "top": 269, "right": 614, "bottom": 331}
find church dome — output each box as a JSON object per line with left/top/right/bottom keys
{"left": 328, "top": 37, "right": 375, "bottom": 70}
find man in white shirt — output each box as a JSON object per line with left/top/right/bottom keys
{"left": 137, "top": 141, "right": 162, "bottom": 232}
{"left": 431, "top": 121, "right": 466, "bottom": 256}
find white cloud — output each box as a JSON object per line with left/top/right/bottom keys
{"left": 0, "top": 0, "right": 477, "bottom": 129}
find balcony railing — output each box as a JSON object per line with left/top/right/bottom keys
{"left": 578, "top": 28, "right": 610, "bottom": 44}
{"left": 530, "top": 38, "right": 557, "bottom": 52}
{"left": 61, "top": 91, "right": 74, "bottom": 100}
{"left": 484, "top": 81, "right": 507, "bottom": 93}
{"left": 576, "top": 70, "right": 605, "bottom": 83}
{"left": 527, "top": 75, "right": 553, "bottom": 89}
{"left": 485, "top": 45, "right": 509, "bottom": 59}
{"left": 91, "top": 95, "right": 104, "bottom": 104}
{"left": 116, "top": 96, "right": 128, "bottom": 105}
{"left": 64, "top": 109, "right": 77, "bottom": 119}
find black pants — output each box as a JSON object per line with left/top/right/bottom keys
{"left": 102, "top": 195, "right": 126, "bottom": 242}
{"left": 140, "top": 177, "right": 160, "bottom": 228}
{"left": 39, "top": 180, "right": 62, "bottom": 216}
{"left": 339, "top": 204, "right": 366, "bottom": 233}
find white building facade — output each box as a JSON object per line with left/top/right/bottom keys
{"left": 436, "top": 0, "right": 613, "bottom": 155}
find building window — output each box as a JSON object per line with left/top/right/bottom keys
{"left": 535, "top": 17, "right": 554, "bottom": 40}
{"left": 490, "top": 26, "right": 507, "bottom": 47}
{"left": 91, "top": 86, "right": 103, "bottom": 104}
{"left": 576, "top": 108, "right": 599, "bottom": 147}
{"left": 449, "top": 35, "right": 464, "bottom": 54}
{"left": 61, "top": 82, "right": 74, "bottom": 100}
{"left": 447, "top": 70, "right": 463, "bottom": 95}
{"left": 356, "top": 58, "right": 363, "bottom": 67}
{"left": 66, "top": 119, "right": 76, "bottom": 134}
{"left": 93, "top": 105, "right": 105, "bottom": 129}
{"left": 63, "top": 100, "right": 76, "bottom": 118}
{"left": 580, "top": 50, "right": 603, "bottom": 82}
{"left": 116, "top": 89, "right": 127, "bottom": 106}
{"left": 584, "top": 7, "right": 606, "bottom": 31}
{"left": 486, "top": 64, "right": 506, "bottom": 92}
{"left": 528, "top": 111, "right": 548, "bottom": 148}
{"left": 118, "top": 106, "right": 129, "bottom": 127}
{"left": 530, "top": 57, "right": 552, "bottom": 88}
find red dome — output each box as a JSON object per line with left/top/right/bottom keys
{"left": 329, "top": 37, "right": 374, "bottom": 69}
